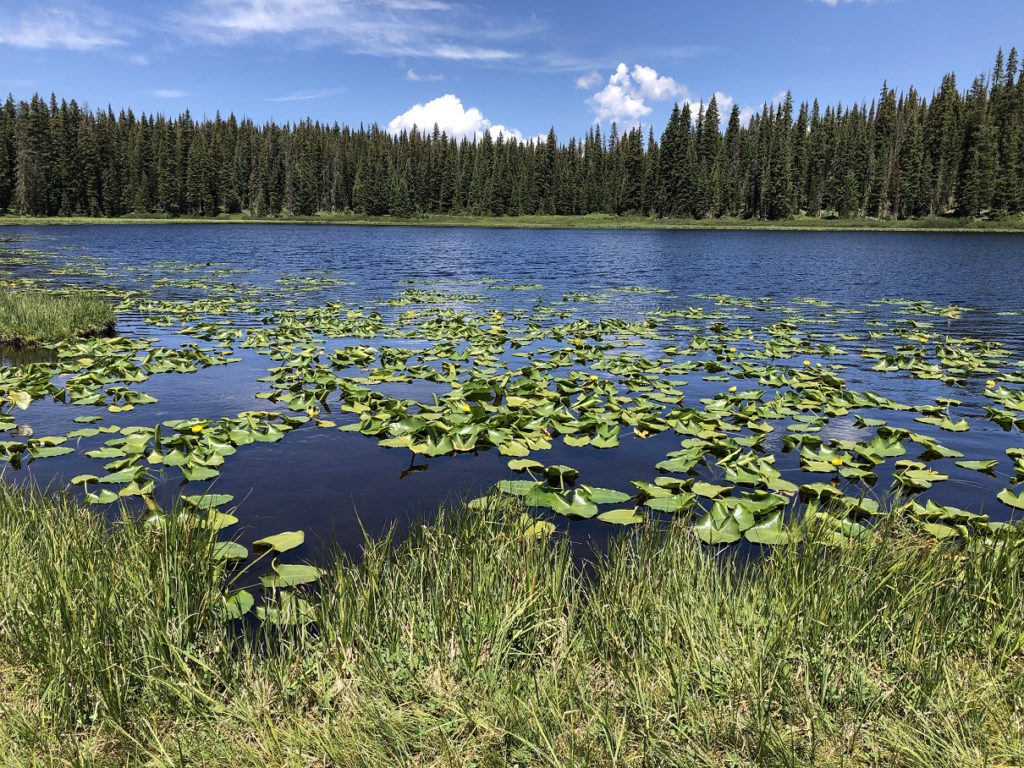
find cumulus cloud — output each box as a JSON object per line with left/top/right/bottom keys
{"left": 406, "top": 68, "right": 444, "bottom": 82}
{"left": 0, "top": 6, "right": 128, "bottom": 50}
{"left": 630, "top": 64, "right": 687, "bottom": 101}
{"left": 585, "top": 63, "right": 688, "bottom": 125}
{"left": 387, "top": 94, "right": 530, "bottom": 142}
{"left": 816, "top": 0, "right": 879, "bottom": 4}
{"left": 173, "top": 0, "right": 519, "bottom": 62}
{"left": 153, "top": 89, "right": 188, "bottom": 98}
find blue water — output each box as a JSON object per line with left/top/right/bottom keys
{"left": 2, "top": 224, "right": 1024, "bottom": 558}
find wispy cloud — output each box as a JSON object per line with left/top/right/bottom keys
{"left": 154, "top": 89, "right": 188, "bottom": 98}
{"left": 171, "top": 0, "right": 521, "bottom": 62}
{"left": 574, "top": 71, "right": 602, "bottom": 90}
{"left": 406, "top": 69, "right": 444, "bottom": 82}
{"left": 0, "top": 6, "right": 129, "bottom": 50}
{"left": 814, "top": 0, "right": 880, "bottom": 5}
{"left": 267, "top": 87, "right": 343, "bottom": 102}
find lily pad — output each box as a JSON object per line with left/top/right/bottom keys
{"left": 253, "top": 530, "right": 305, "bottom": 554}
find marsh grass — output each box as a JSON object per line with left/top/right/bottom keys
{"left": 0, "top": 290, "right": 115, "bottom": 346}
{"left": 1, "top": 485, "right": 1022, "bottom": 766}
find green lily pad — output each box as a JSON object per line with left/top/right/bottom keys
{"left": 692, "top": 512, "right": 742, "bottom": 544}
{"left": 260, "top": 563, "right": 325, "bottom": 588}
{"left": 597, "top": 508, "right": 644, "bottom": 525}
{"left": 743, "top": 511, "right": 793, "bottom": 545}
{"left": 954, "top": 459, "right": 998, "bottom": 473}
{"left": 253, "top": 530, "right": 305, "bottom": 554}
{"left": 213, "top": 541, "right": 249, "bottom": 562}
{"left": 996, "top": 488, "right": 1024, "bottom": 510}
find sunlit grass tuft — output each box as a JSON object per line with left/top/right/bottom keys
{"left": 0, "top": 290, "right": 115, "bottom": 346}
{"left": 1, "top": 486, "right": 1022, "bottom": 765}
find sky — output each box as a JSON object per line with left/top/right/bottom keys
{"left": 0, "top": 0, "right": 1021, "bottom": 141}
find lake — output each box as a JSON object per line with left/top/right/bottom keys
{"left": 2, "top": 224, "right": 1024, "bottom": 559}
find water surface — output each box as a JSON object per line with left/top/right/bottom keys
{"left": 2, "top": 224, "right": 1023, "bottom": 559}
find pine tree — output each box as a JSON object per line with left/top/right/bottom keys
{"left": 2, "top": 51, "right": 1023, "bottom": 224}
{"left": 390, "top": 164, "right": 414, "bottom": 217}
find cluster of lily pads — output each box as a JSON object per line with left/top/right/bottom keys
{"left": 3, "top": 236, "right": 1024, "bottom": 621}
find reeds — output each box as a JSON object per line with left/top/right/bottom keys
{"left": 1, "top": 485, "right": 1021, "bottom": 766}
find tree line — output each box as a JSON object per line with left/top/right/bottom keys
{"left": 1, "top": 49, "right": 1022, "bottom": 220}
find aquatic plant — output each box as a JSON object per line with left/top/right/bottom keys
{"left": 2, "top": 241, "right": 1024, "bottom": 605}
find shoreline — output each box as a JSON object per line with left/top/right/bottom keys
{"left": 2, "top": 213, "right": 1024, "bottom": 233}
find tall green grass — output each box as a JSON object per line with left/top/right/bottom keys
{"left": 0, "top": 484, "right": 1022, "bottom": 766}
{"left": 0, "top": 290, "right": 114, "bottom": 346}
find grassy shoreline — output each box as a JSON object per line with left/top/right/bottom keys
{"left": 2, "top": 212, "right": 1024, "bottom": 233}
{"left": 1, "top": 485, "right": 1022, "bottom": 766}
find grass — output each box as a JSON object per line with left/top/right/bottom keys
{"left": 0, "top": 290, "right": 115, "bottom": 346}
{"left": 2, "top": 212, "right": 1024, "bottom": 233}
{"left": 0, "top": 485, "right": 1022, "bottom": 766}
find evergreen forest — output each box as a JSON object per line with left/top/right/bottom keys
{"left": 1, "top": 49, "right": 1022, "bottom": 221}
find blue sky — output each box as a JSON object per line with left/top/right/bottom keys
{"left": 0, "top": 0, "right": 1020, "bottom": 141}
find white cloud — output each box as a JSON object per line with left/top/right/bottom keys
{"left": 0, "top": 6, "right": 127, "bottom": 50}
{"left": 267, "top": 87, "right": 343, "bottom": 102}
{"left": 574, "top": 71, "right": 602, "bottom": 90}
{"left": 816, "top": 0, "right": 879, "bottom": 5}
{"left": 406, "top": 69, "right": 444, "bottom": 82}
{"left": 173, "top": 0, "right": 519, "bottom": 62}
{"left": 387, "top": 94, "right": 530, "bottom": 142}
{"left": 129, "top": 53, "right": 149, "bottom": 65}
{"left": 585, "top": 63, "right": 688, "bottom": 125}
{"left": 154, "top": 89, "right": 188, "bottom": 98}
{"left": 629, "top": 64, "right": 686, "bottom": 101}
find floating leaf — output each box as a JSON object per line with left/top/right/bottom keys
{"left": 597, "top": 508, "right": 643, "bottom": 525}
{"left": 213, "top": 541, "right": 249, "bottom": 562}
{"left": 997, "top": 488, "right": 1024, "bottom": 511}
{"left": 954, "top": 459, "right": 998, "bottom": 473}
{"left": 744, "top": 511, "right": 792, "bottom": 545}
{"left": 253, "top": 530, "right": 305, "bottom": 554}
{"left": 260, "top": 563, "right": 325, "bottom": 588}
{"left": 183, "top": 493, "right": 235, "bottom": 509}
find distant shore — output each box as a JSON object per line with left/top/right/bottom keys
{"left": 2, "top": 213, "right": 1024, "bottom": 233}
